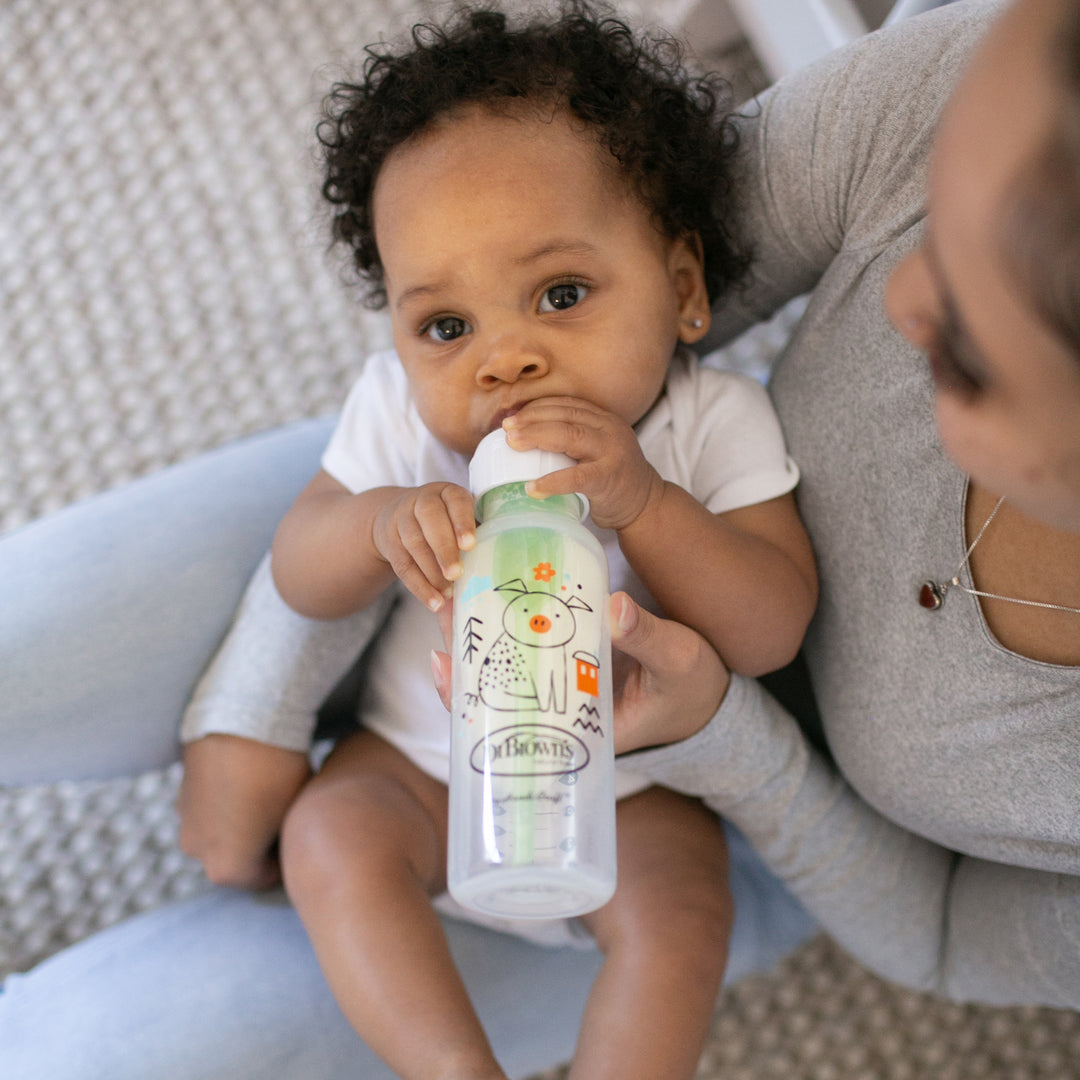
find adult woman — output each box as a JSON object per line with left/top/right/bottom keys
{"left": 0, "top": 0, "right": 1076, "bottom": 1076}
{"left": 619, "top": 0, "right": 1080, "bottom": 1005}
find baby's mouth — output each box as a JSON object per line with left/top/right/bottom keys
{"left": 488, "top": 405, "right": 523, "bottom": 432}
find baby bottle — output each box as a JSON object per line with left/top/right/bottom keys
{"left": 447, "top": 429, "right": 616, "bottom": 919}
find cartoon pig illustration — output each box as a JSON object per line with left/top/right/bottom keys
{"left": 477, "top": 579, "right": 592, "bottom": 714}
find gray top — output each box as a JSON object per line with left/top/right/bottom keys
{"left": 633, "top": 0, "right": 1080, "bottom": 1007}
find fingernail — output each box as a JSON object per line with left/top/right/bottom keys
{"left": 444, "top": 562, "right": 462, "bottom": 582}
{"left": 430, "top": 650, "right": 446, "bottom": 692}
{"left": 613, "top": 593, "right": 635, "bottom": 633}
{"left": 427, "top": 595, "right": 444, "bottom": 612}
{"left": 459, "top": 532, "right": 476, "bottom": 551}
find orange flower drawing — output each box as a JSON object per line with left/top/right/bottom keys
{"left": 533, "top": 561, "right": 556, "bottom": 582}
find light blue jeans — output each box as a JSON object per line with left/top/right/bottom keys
{"left": 0, "top": 419, "right": 815, "bottom": 1079}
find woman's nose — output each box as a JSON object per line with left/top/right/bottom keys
{"left": 885, "top": 246, "right": 936, "bottom": 350}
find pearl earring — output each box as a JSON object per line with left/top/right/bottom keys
{"left": 691, "top": 317, "right": 704, "bottom": 329}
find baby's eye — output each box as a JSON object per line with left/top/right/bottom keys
{"left": 539, "top": 283, "right": 589, "bottom": 313}
{"left": 425, "top": 316, "right": 470, "bottom": 342}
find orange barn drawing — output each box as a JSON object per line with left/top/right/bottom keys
{"left": 574, "top": 651, "right": 600, "bottom": 697}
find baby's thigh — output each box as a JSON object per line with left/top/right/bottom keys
{"left": 280, "top": 730, "right": 450, "bottom": 894}
{"left": 583, "top": 786, "right": 732, "bottom": 955}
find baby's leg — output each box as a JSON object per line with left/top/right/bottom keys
{"left": 280, "top": 730, "right": 507, "bottom": 1080}
{"left": 573, "top": 786, "right": 731, "bottom": 1080}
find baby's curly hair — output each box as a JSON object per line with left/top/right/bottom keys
{"left": 318, "top": 1, "right": 747, "bottom": 308}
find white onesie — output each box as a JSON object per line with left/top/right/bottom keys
{"left": 181, "top": 343, "right": 798, "bottom": 945}
{"left": 318, "top": 346, "right": 798, "bottom": 796}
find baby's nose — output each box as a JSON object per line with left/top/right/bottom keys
{"left": 477, "top": 333, "right": 548, "bottom": 386}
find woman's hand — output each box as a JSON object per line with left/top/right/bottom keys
{"left": 607, "top": 591, "right": 730, "bottom": 754}
{"left": 428, "top": 592, "right": 729, "bottom": 754}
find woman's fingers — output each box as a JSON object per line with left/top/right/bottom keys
{"left": 609, "top": 592, "right": 730, "bottom": 754}
{"left": 431, "top": 601, "right": 455, "bottom": 709}
{"left": 431, "top": 592, "right": 729, "bottom": 753}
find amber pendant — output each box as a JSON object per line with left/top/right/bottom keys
{"left": 918, "top": 581, "right": 944, "bottom": 610}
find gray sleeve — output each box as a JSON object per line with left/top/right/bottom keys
{"left": 628, "top": 675, "right": 1080, "bottom": 1008}
{"left": 707, "top": 0, "right": 1003, "bottom": 345}
{"left": 179, "top": 555, "right": 396, "bottom": 752}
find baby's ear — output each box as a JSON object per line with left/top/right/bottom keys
{"left": 670, "top": 233, "right": 710, "bottom": 344}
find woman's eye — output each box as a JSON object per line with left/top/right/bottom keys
{"left": 539, "top": 283, "right": 589, "bottom": 313}
{"left": 425, "top": 316, "right": 470, "bottom": 342}
{"left": 926, "top": 328, "right": 985, "bottom": 401}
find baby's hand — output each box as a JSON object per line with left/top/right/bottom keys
{"left": 503, "top": 398, "right": 663, "bottom": 530}
{"left": 372, "top": 483, "right": 476, "bottom": 611}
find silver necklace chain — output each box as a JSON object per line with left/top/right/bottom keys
{"left": 922, "top": 495, "right": 1080, "bottom": 615}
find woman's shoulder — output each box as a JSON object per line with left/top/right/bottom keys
{"left": 756, "top": 0, "right": 1005, "bottom": 132}
{"left": 709, "top": 0, "right": 1006, "bottom": 340}
{"left": 754, "top": 0, "right": 1004, "bottom": 245}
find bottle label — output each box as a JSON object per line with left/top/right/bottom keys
{"left": 449, "top": 520, "right": 615, "bottom": 909}
{"left": 469, "top": 723, "right": 590, "bottom": 779}
{"left": 456, "top": 524, "right": 608, "bottom": 768}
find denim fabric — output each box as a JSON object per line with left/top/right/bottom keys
{"left": 0, "top": 422, "right": 814, "bottom": 1078}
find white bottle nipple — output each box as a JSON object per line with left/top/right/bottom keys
{"left": 468, "top": 429, "right": 588, "bottom": 515}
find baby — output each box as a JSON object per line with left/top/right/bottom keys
{"left": 200, "top": 5, "right": 817, "bottom": 1078}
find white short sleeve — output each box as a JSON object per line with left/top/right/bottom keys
{"left": 321, "top": 350, "right": 421, "bottom": 493}
{"left": 640, "top": 351, "right": 799, "bottom": 514}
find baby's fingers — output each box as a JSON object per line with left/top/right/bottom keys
{"left": 414, "top": 486, "right": 475, "bottom": 581}
{"left": 443, "top": 484, "right": 478, "bottom": 556}
{"left": 383, "top": 484, "right": 476, "bottom": 611}
{"left": 504, "top": 401, "right": 608, "bottom": 458}
{"left": 382, "top": 522, "right": 453, "bottom": 611}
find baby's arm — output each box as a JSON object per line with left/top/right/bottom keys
{"left": 271, "top": 469, "right": 476, "bottom": 618}
{"left": 177, "top": 556, "right": 398, "bottom": 891}
{"left": 506, "top": 398, "right": 816, "bottom": 676}
{"left": 619, "top": 486, "right": 815, "bottom": 675}
{"left": 182, "top": 466, "right": 479, "bottom": 883}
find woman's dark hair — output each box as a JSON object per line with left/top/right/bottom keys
{"left": 1001, "top": 0, "right": 1080, "bottom": 361}
{"left": 317, "top": 1, "right": 747, "bottom": 308}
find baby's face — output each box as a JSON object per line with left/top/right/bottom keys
{"left": 372, "top": 104, "right": 709, "bottom": 456}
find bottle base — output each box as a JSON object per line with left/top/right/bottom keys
{"left": 450, "top": 866, "right": 615, "bottom": 920}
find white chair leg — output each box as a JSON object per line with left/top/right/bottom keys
{"left": 726, "top": 0, "right": 867, "bottom": 80}
{"left": 883, "top": 0, "right": 958, "bottom": 27}
{"left": 722, "top": 0, "right": 956, "bottom": 82}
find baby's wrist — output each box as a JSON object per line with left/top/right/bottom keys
{"left": 614, "top": 469, "right": 667, "bottom": 534}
